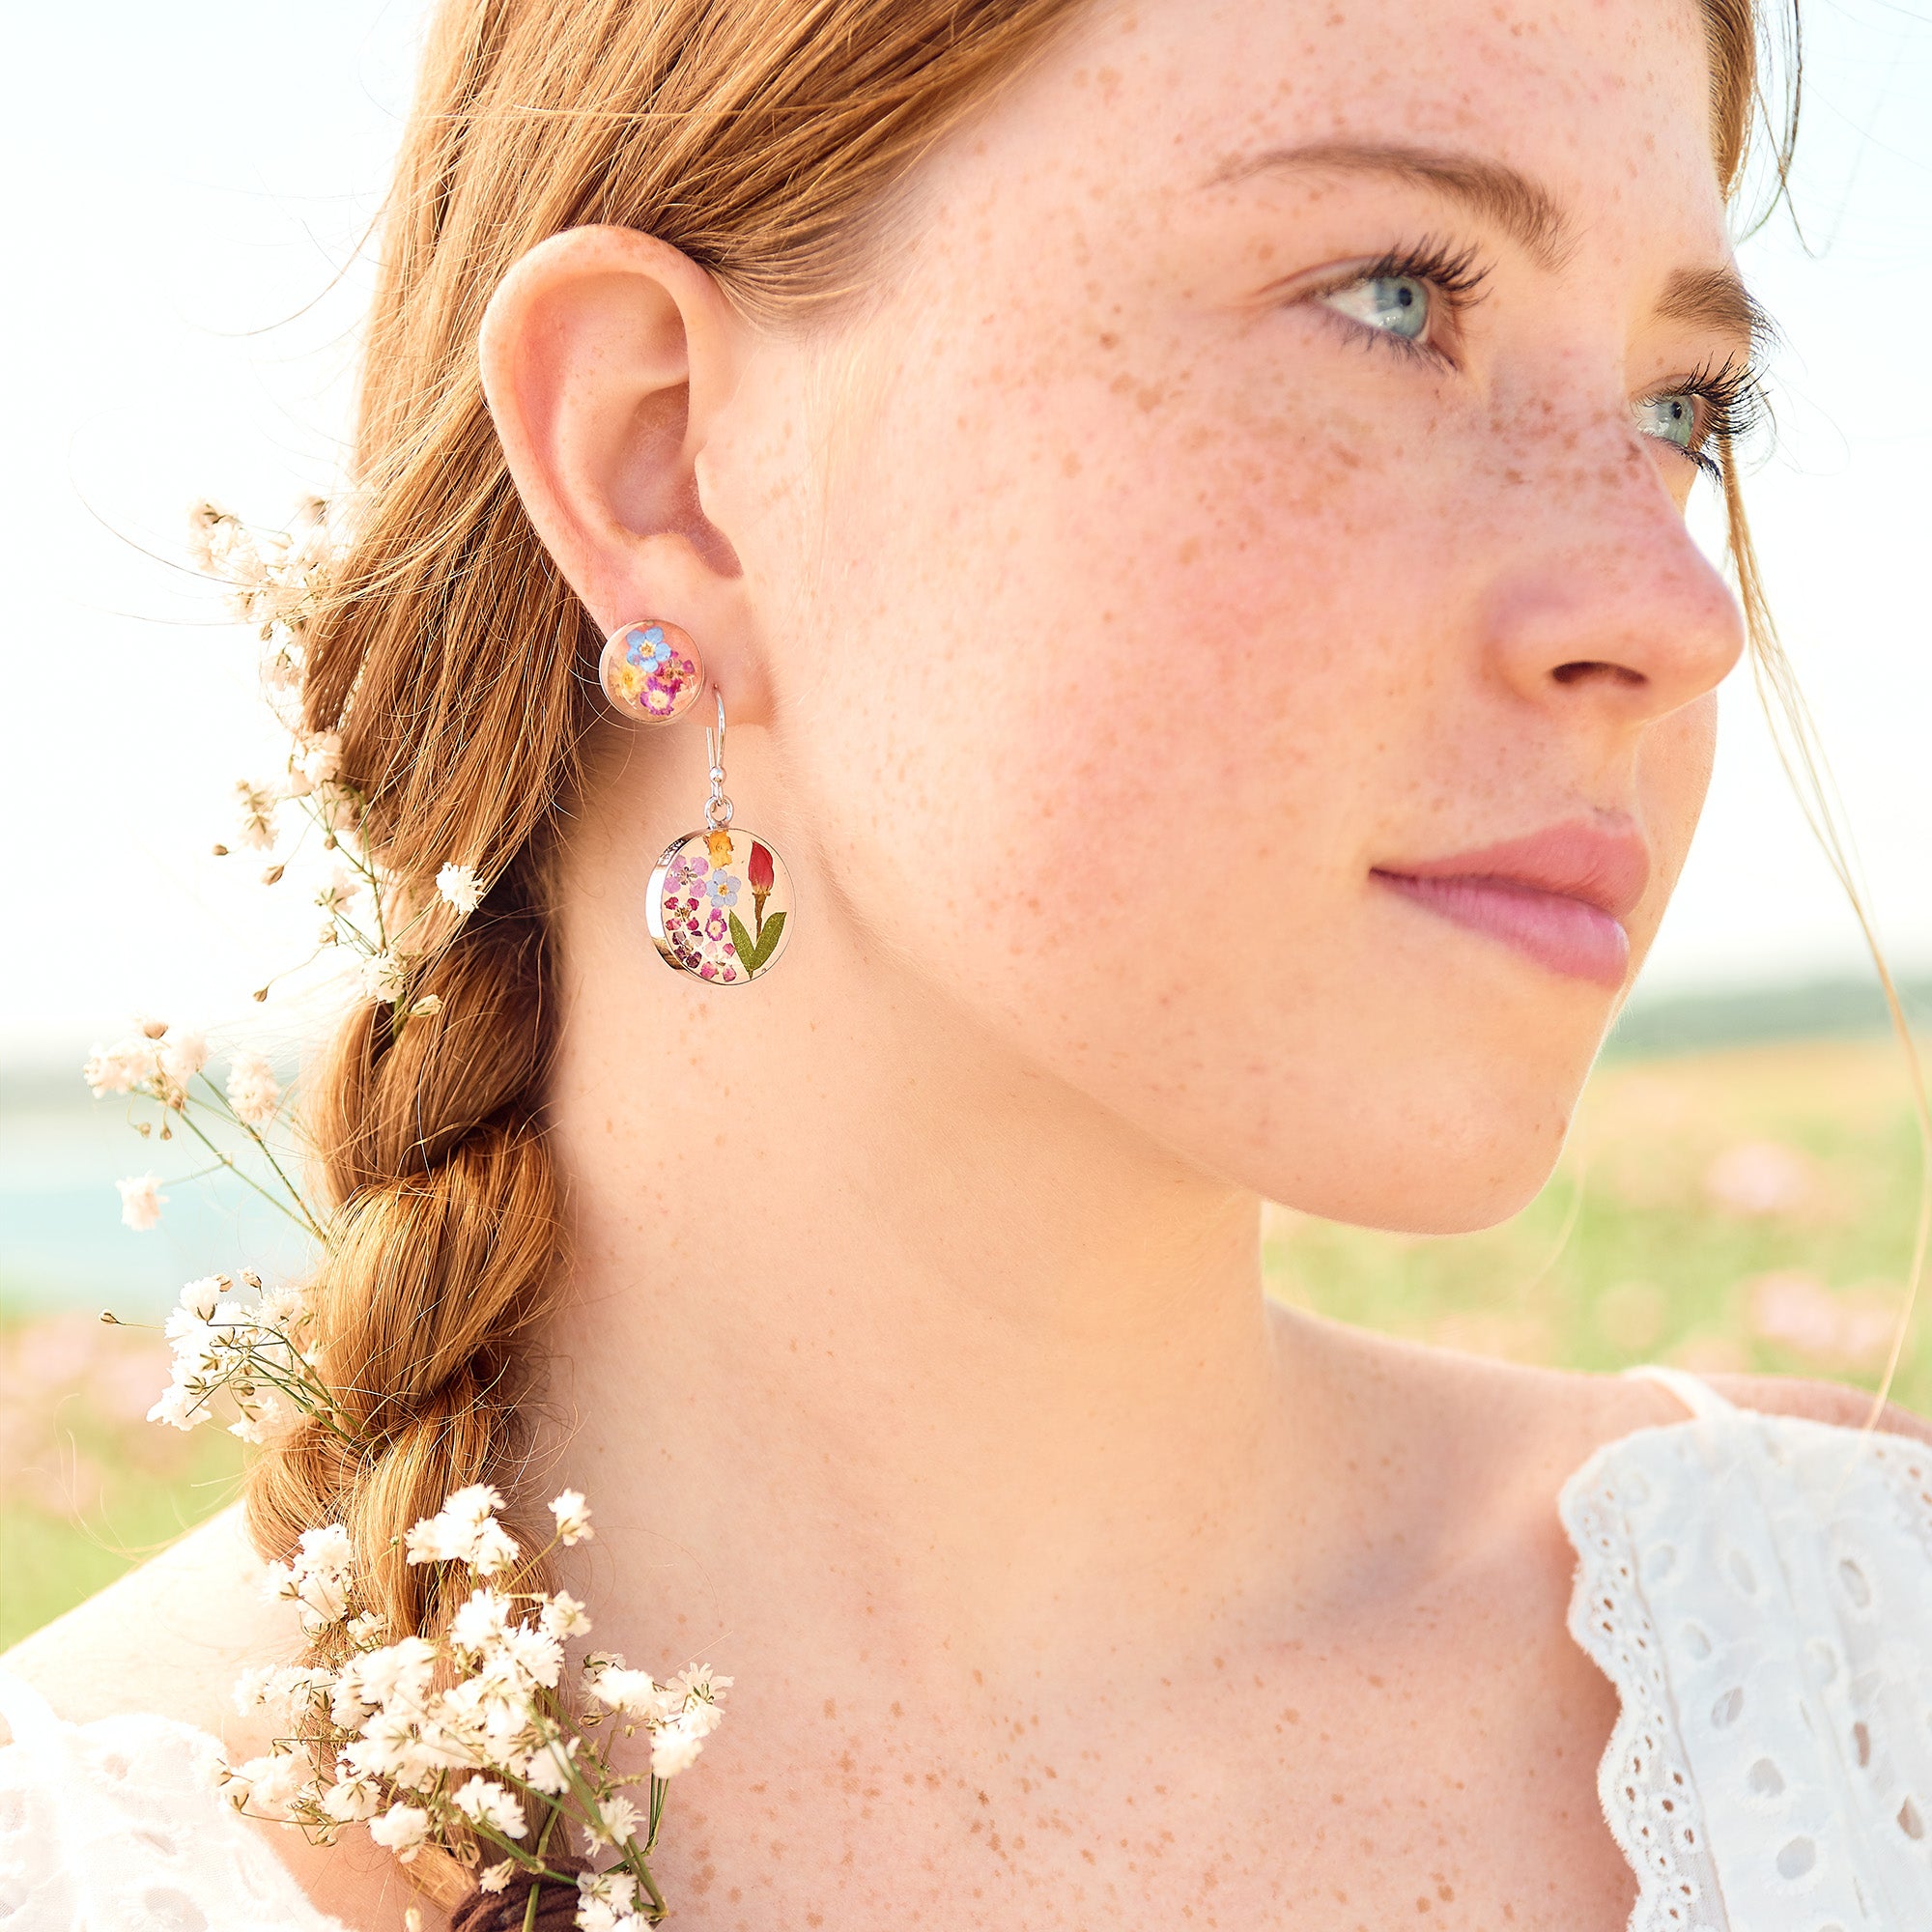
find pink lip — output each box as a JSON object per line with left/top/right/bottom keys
{"left": 1370, "top": 821, "right": 1649, "bottom": 989}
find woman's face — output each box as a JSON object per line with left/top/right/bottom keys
{"left": 707, "top": 0, "right": 1748, "bottom": 1233}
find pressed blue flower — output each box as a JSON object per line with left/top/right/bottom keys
{"left": 708, "top": 871, "right": 741, "bottom": 907}
{"left": 625, "top": 624, "right": 671, "bottom": 668}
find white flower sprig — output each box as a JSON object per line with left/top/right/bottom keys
{"left": 139, "top": 1267, "right": 334, "bottom": 1446}
{"left": 224, "top": 1485, "right": 727, "bottom": 1928}
{"left": 85, "top": 495, "right": 732, "bottom": 1925}
{"left": 85, "top": 1018, "right": 321, "bottom": 1242}
{"left": 187, "top": 499, "right": 487, "bottom": 1033}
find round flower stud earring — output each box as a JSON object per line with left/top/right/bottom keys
{"left": 598, "top": 617, "right": 706, "bottom": 724}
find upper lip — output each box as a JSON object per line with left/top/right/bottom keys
{"left": 1371, "top": 819, "right": 1651, "bottom": 923}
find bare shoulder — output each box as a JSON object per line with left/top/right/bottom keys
{"left": 1699, "top": 1370, "right": 1932, "bottom": 1446}
{"left": 1272, "top": 1305, "right": 1686, "bottom": 1505}
{"left": 0, "top": 1503, "right": 426, "bottom": 1928}
{"left": 1286, "top": 1306, "right": 1932, "bottom": 1461}
{"left": 0, "top": 1501, "right": 297, "bottom": 1749}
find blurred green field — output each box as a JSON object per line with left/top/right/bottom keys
{"left": 5, "top": 1031, "right": 1929, "bottom": 1651}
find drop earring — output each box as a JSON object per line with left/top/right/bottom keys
{"left": 643, "top": 686, "right": 794, "bottom": 985}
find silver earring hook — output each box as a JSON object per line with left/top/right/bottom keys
{"left": 703, "top": 686, "right": 733, "bottom": 830}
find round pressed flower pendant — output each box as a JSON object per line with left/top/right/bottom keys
{"left": 646, "top": 828, "right": 793, "bottom": 983}
{"left": 599, "top": 619, "right": 706, "bottom": 724}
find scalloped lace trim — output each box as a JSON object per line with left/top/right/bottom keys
{"left": 1564, "top": 1463, "right": 1730, "bottom": 1932}
{"left": 1561, "top": 1410, "right": 1932, "bottom": 1932}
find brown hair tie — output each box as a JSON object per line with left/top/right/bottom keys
{"left": 448, "top": 1854, "right": 594, "bottom": 1932}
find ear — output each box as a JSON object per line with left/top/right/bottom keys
{"left": 477, "top": 224, "right": 768, "bottom": 720}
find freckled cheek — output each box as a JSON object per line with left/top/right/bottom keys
{"left": 800, "top": 359, "right": 1468, "bottom": 959}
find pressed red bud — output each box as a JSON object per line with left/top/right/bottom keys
{"left": 748, "top": 841, "right": 775, "bottom": 894}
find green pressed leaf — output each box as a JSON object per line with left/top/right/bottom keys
{"left": 751, "top": 910, "right": 786, "bottom": 967}
{"left": 727, "top": 911, "right": 756, "bottom": 967}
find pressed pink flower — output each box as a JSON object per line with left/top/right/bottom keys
{"left": 705, "top": 910, "right": 728, "bottom": 941}
{"left": 641, "top": 682, "right": 674, "bottom": 716}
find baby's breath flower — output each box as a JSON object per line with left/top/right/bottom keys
{"left": 519, "top": 1732, "right": 581, "bottom": 1796}
{"left": 321, "top": 1770, "right": 384, "bottom": 1824}
{"left": 85, "top": 1038, "right": 158, "bottom": 1096}
{"left": 586, "top": 1663, "right": 665, "bottom": 1720}
{"left": 470, "top": 1518, "right": 520, "bottom": 1577}
{"left": 404, "top": 1485, "right": 520, "bottom": 1574}
{"left": 580, "top": 1792, "right": 641, "bottom": 1850}
{"left": 262, "top": 1521, "right": 355, "bottom": 1634}
{"left": 550, "top": 1489, "right": 593, "bottom": 1546}
{"left": 449, "top": 1587, "right": 513, "bottom": 1657}
{"left": 344, "top": 1635, "right": 438, "bottom": 1714}
{"left": 648, "top": 1717, "right": 708, "bottom": 1780}
{"left": 235, "top": 1663, "right": 334, "bottom": 1731}
{"left": 478, "top": 1861, "right": 516, "bottom": 1894}
{"left": 316, "top": 781, "right": 362, "bottom": 835}
{"left": 316, "top": 867, "right": 356, "bottom": 917}
{"left": 229, "top": 1388, "right": 288, "bottom": 1444}
{"left": 235, "top": 780, "right": 279, "bottom": 851}
{"left": 186, "top": 499, "right": 229, "bottom": 573}
{"left": 452, "top": 1775, "right": 528, "bottom": 1840}
{"left": 224, "top": 1749, "right": 308, "bottom": 1817}
{"left": 576, "top": 1872, "right": 643, "bottom": 1932}
{"left": 180, "top": 1276, "right": 225, "bottom": 1322}
{"left": 368, "top": 1802, "right": 432, "bottom": 1862}
{"left": 117, "top": 1173, "right": 167, "bottom": 1232}
{"left": 436, "top": 863, "right": 483, "bottom": 915}
{"left": 225, "top": 1050, "right": 280, "bottom": 1126}
{"left": 300, "top": 732, "right": 344, "bottom": 789}
{"left": 159, "top": 1030, "right": 210, "bottom": 1085}
{"left": 257, "top": 1280, "right": 305, "bottom": 1326}
{"left": 361, "top": 950, "right": 407, "bottom": 1005}
{"left": 147, "top": 1379, "right": 203, "bottom": 1431}
{"left": 669, "top": 1662, "right": 732, "bottom": 1707}
{"left": 262, "top": 643, "right": 303, "bottom": 696}
{"left": 541, "top": 1591, "right": 591, "bottom": 1640}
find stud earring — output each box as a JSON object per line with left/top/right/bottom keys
{"left": 645, "top": 687, "right": 793, "bottom": 984}
{"left": 598, "top": 617, "right": 707, "bottom": 724}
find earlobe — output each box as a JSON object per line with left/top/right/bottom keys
{"left": 477, "top": 224, "right": 762, "bottom": 712}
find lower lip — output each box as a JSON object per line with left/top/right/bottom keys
{"left": 1372, "top": 871, "right": 1630, "bottom": 988}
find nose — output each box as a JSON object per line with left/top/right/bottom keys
{"left": 1478, "top": 434, "right": 1746, "bottom": 724}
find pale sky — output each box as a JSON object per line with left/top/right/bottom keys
{"left": 4, "top": 0, "right": 1932, "bottom": 1065}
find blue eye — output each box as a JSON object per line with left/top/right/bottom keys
{"left": 1320, "top": 274, "right": 1431, "bottom": 342}
{"left": 1635, "top": 392, "right": 1699, "bottom": 453}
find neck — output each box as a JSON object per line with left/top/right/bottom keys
{"left": 538, "top": 796, "right": 1321, "bottom": 1699}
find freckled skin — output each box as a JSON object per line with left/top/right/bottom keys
{"left": 527, "top": 0, "right": 1722, "bottom": 1924}
{"left": 4, "top": 1, "right": 1807, "bottom": 1929}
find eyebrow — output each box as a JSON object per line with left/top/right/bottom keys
{"left": 1203, "top": 140, "right": 1573, "bottom": 268}
{"left": 1654, "top": 264, "right": 1773, "bottom": 357}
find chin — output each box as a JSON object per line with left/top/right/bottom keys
{"left": 1266, "top": 1084, "right": 1578, "bottom": 1237}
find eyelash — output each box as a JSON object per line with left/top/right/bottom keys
{"left": 1306, "top": 245, "right": 1767, "bottom": 481}
{"left": 1649, "top": 355, "right": 1765, "bottom": 479}
{"left": 1306, "top": 239, "right": 1492, "bottom": 362}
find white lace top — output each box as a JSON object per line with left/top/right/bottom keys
{"left": 2, "top": 1365, "right": 1928, "bottom": 1931}
{"left": 1559, "top": 1364, "right": 1932, "bottom": 1931}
